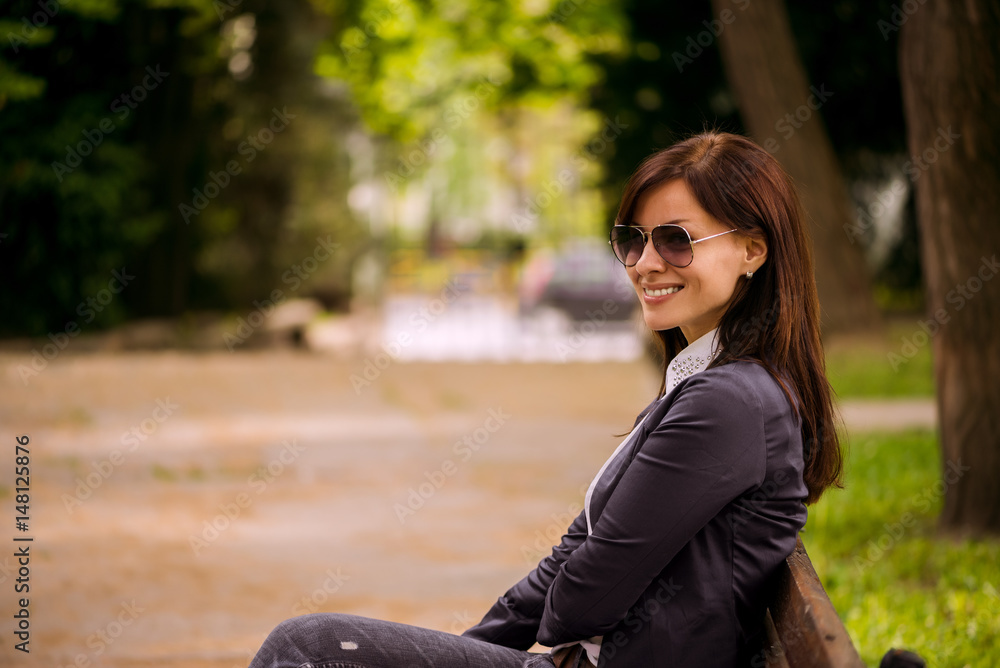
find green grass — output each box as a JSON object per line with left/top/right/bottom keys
{"left": 803, "top": 430, "right": 1000, "bottom": 667}
{"left": 825, "top": 321, "right": 935, "bottom": 398}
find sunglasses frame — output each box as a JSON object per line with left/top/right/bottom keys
{"left": 609, "top": 223, "right": 738, "bottom": 268}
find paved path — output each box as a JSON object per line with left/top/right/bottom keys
{"left": 839, "top": 398, "right": 936, "bottom": 432}
{"left": 0, "top": 350, "right": 936, "bottom": 667}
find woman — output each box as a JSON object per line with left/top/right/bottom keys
{"left": 248, "top": 131, "right": 843, "bottom": 668}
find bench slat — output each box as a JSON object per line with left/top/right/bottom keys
{"left": 764, "top": 537, "right": 864, "bottom": 668}
{"left": 763, "top": 609, "right": 792, "bottom": 668}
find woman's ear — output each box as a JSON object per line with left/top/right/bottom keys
{"left": 743, "top": 235, "right": 768, "bottom": 274}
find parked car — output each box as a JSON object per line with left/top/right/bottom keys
{"left": 520, "top": 239, "right": 637, "bottom": 322}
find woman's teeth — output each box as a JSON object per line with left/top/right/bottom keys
{"left": 644, "top": 287, "right": 681, "bottom": 297}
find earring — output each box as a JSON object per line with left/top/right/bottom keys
{"left": 745, "top": 271, "right": 754, "bottom": 279}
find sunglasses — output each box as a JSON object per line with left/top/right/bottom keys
{"left": 609, "top": 224, "right": 737, "bottom": 268}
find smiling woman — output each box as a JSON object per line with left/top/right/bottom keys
{"left": 247, "top": 131, "right": 843, "bottom": 668}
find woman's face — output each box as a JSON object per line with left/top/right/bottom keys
{"left": 626, "top": 179, "right": 765, "bottom": 342}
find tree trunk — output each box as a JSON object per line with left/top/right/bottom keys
{"left": 709, "top": 0, "right": 881, "bottom": 334}
{"left": 900, "top": 1, "right": 1000, "bottom": 535}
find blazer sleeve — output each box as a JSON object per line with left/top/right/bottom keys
{"left": 537, "top": 369, "right": 769, "bottom": 646}
{"left": 462, "top": 508, "right": 590, "bottom": 649}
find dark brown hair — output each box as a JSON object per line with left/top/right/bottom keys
{"left": 616, "top": 131, "right": 842, "bottom": 504}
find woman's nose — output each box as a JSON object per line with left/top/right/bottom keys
{"left": 634, "top": 234, "right": 667, "bottom": 275}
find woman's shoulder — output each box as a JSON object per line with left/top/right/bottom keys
{"left": 706, "top": 358, "right": 785, "bottom": 387}
{"left": 670, "top": 360, "right": 794, "bottom": 418}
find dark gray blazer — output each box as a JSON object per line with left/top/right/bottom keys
{"left": 463, "top": 361, "right": 809, "bottom": 667}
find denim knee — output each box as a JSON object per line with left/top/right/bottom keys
{"left": 252, "top": 614, "right": 335, "bottom": 668}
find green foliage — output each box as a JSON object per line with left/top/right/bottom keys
{"left": 306, "top": 0, "right": 633, "bottom": 252}
{"left": 1, "top": 0, "right": 222, "bottom": 335}
{"left": 0, "top": 0, "right": 123, "bottom": 104}
{"left": 2, "top": 0, "right": 356, "bottom": 335}
{"left": 0, "top": 19, "right": 52, "bottom": 103}
{"left": 314, "top": 0, "right": 626, "bottom": 142}
{"left": 804, "top": 430, "right": 1000, "bottom": 667}
{"left": 0, "top": 0, "right": 924, "bottom": 335}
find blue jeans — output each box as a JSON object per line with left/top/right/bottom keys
{"left": 248, "top": 613, "right": 559, "bottom": 668}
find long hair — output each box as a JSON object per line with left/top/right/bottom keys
{"left": 615, "top": 132, "right": 842, "bottom": 504}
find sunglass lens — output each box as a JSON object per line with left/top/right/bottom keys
{"left": 652, "top": 226, "right": 693, "bottom": 267}
{"left": 611, "top": 227, "right": 644, "bottom": 266}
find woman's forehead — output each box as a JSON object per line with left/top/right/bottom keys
{"left": 633, "top": 181, "right": 719, "bottom": 231}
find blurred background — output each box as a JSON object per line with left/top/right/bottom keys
{"left": 1, "top": 0, "right": 998, "bottom": 666}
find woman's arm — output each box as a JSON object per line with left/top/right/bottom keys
{"left": 462, "top": 508, "right": 590, "bottom": 649}
{"left": 463, "top": 397, "right": 663, "bottom": 648}
{"left": 537, "top": 368, "right": 770, "bottom": 646}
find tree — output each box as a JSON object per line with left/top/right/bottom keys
{"left": 1, "top": 0, "right": 225, "bottom": 333}
{"left": 1, "top": 0, "right": 356, "bottom": 335}
{"left": 709, "top": 0, "right": 881, "bottom": 333}
{"left": 900, "top": 1, "right": 1000, "bottom": 535}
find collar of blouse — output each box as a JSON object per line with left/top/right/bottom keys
{"left": 665, "top": 327, "right": 722, "bottom": 393}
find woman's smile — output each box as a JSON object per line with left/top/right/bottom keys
{"left": 641, "top": 285, "right": 683, "bottom": 299}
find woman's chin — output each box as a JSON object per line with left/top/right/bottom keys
{"left": 642, "top": 312, "right": 677, "bottom": 332}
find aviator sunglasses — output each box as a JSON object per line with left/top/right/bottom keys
{"left": 609, "top": 223, "right": 737, "bottom": 268}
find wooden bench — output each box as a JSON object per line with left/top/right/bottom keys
{"left": 762, "top": 537, "right": 865, "bottom": 668}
